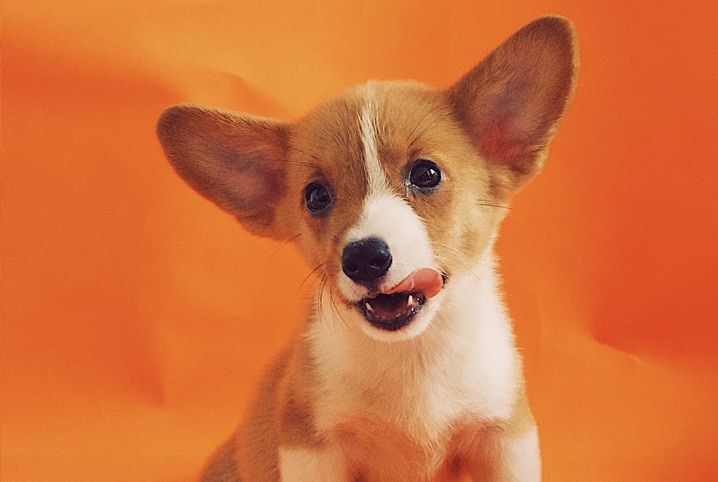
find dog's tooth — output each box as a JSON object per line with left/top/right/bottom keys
{"left": 407, "top": 294, "right": 414, "bottom": 307}
{"left": 365, "top": 302, "right": 375, "bottom": 313}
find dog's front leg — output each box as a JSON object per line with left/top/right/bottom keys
{"left": 278, "top": 444, "right": 348, "bottom": 482}
{"left": 488, "top": 426, "right": 541, "bottom": 482}
{"left": 464, "top": 423, "right": 541, "bottom": 482}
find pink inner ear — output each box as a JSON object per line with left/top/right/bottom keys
{"left": 446, "top": 16, "right": 578, "bottom": 188}
{"left": 157, "top": 104, "right": 292, "bottom": 239}
{"left": 479, "top": 118, "right": 525, "bottom": 164}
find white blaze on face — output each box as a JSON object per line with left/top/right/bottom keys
{"left": 334, "top": 83, "right": 440, "bottom": 341}
{"left": 359, "top": 83, "right": 387, "bottom": 198}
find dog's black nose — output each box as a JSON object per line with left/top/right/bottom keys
{"left": 342, "top": 237, "right": 392, "bottom": 283}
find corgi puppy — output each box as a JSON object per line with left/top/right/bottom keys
{"left": 158, "top": 16, "right": 578, "bottom": 482}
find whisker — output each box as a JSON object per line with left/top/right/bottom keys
{"left": 316, "top": 273, "right": 328, "bottom": 324}
{"left": 314, "top": 274, "right": 348, "bottom": 332}
{"left": 406, "top": 111, "right": 439, "bottom": 151}
{"left": 477, "top": 201, "right": 511, "bottom": 211}
{"left": 429, "top": 241, "right": 486, "bottom": 287}
{"left": 328, "top": 283, "right": 351, "bottom": 331}
{"left": 288, "top": 160, "right": 321, "bottom": 171}
{"left": 289, "top": 147, "right": 323, "bottom": 167}
{"left": 266, "top": 232, "right": 301, "bottom": 261}
{"left": 300, "top": 262, "right": 325, "bottom": 293}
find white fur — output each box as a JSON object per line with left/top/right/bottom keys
{"left": 489, "top": 428, "right": 541, "bottom": 481}
{"left": 337, "top": 193, "right": 435, "bottom": 301}
{"left": 310, "top": 248, "right": 519, "bottom": 446}
{"left": 359, "top": 83, "right": 386, "bottom": 198}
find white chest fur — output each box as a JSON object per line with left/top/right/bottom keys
{"left": 307, "top": 251, "right": 519, "bottom": 445}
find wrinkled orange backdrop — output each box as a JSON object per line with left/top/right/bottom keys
{"left": 3, "top": 1, "right": 717, "bottom": 481}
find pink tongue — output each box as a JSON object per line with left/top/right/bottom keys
{"left": 385, "top": 268, "right": 443, "bottom": 299}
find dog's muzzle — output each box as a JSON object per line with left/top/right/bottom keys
{"left": 341, "top": 237, "right": 443, "bottom": 331}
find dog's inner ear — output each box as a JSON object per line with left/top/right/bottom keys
{"left": 447, "top": 16, "right": 579, "bottom": 197}
{"left": 157, "top": 105, "right": 292, "bottom": 239}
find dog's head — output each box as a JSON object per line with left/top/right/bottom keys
{"left": 157, "top": 16, "right": 578, "bottom": 342}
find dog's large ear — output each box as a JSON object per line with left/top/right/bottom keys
{"left": 447, "top": 16, "right": 579, "bottom": 197}
{"left": 157, "top": 104, "right": 293, "bottom": 239}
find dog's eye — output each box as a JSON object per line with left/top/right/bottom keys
{"left": 409, "top": 160, "right": 441, "bottom": 190}
{"left": 304, "top": 182, "right": 333, "bottom": 216}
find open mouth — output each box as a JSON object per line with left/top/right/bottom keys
{"left": 360, "top": 291, "right": 427, "bottom": 331}
{"left": 356, "top": 268, "right": 444, "bottom": 332}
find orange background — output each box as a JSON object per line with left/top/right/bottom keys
{"left": 2, "top": 1, "right": 717, "bottom": 481}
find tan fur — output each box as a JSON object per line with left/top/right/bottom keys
{"left": 158, "top": 16, "right": 578, "bottom": 481}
